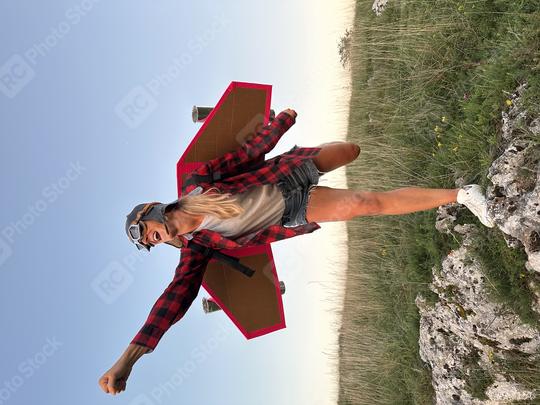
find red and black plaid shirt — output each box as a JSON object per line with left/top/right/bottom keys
{"left": 131, "top": 111, "right": 323, "bottom": 352}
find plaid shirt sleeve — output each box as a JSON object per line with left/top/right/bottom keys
{"left": 197, "top": 110, "right": 296, "bottom": 177}
{"left": 130, "top": 246, "right": 211, "bottom": 353}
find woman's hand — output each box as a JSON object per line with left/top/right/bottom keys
{"left": 282, "top": 108, "right": 297, "bottom": 119}
{"left": 98, "top": 362, "right": 132, "bottom": 395}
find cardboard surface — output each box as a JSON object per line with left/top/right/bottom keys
{"left": 176, "top": 82, "right": 286, "bottom": 339}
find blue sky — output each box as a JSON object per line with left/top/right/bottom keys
{"left": 0, "top": 1, "right": 354, "bottom": 404}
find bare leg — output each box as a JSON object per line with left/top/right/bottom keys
{"left": 306, "top": 186, "right": 459, "bottom": 223}
{"left": 305, "top": 142, "right": 458, "bottom": 222}
{"left": 374, "top": 187, "right": 459, "bottom": 215}
{"left": 311, "top": 141, "right": 361, "bottom": 172}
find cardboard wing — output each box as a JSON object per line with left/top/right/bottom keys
{"left": 176, "top": 81, "right": 286, "bottom": 339}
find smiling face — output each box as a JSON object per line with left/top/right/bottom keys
{"left": 140, "top": 219, "right": 173, "bottom": 247}
{"left": 140, "top": 208, "right": 205, "bottom": 248}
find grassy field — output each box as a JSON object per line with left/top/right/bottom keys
{"left": 338, "top": 0, "right": 540, "bottom": 404}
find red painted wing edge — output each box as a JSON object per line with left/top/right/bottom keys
{"left": 175, "top": 82, "right": 284, "bottom": 339}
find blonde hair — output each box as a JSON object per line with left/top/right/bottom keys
{"left": 163, "top": 187, "right": 243, "bottom": 249}
{"left": 169, "top": 186, "right": 244, "bottom": 219}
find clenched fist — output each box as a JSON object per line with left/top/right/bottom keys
{"left": 98, "top": 362, "right": 132, "bottom": 395}
{"left": 282, "top": 108, "right": 297, "bottom": 119}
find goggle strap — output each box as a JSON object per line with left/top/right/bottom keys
{"left": 128, "top": 202, "right": 161, "bottom": 247}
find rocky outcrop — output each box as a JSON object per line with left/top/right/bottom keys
{"left": 416, "top": 84, "right": 540, "bottom": 404}
{"left": 416, "top": 219, "right": 539, "bottom": 404}
{"left": 486, "top": 83, "right": 540, "bottom": 275}
{"left": 372, "top": 0, "right": 389, "bottom": 16}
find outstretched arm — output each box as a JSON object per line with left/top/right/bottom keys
{"left": 98, "top": 246, "right": 211, "bottom": 395}
{"left": 195, "top": 108, "right": 297, "bottom": 178}
{"left": 129, "top": 246, "right": 210, "bottom": 351}
{"left": 97, "top": 343, "right": 148, "bottom": 395}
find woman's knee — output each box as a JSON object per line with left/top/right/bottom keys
{"left": 313, "top": 142, "right": 361, "bottom": 172}
{"left": 338, "top": 142, "right": 361, "bottom": 163}
{"left": 348, "top": 143, "right": 361, "bottom": 161}
{"left": 316, "top": 141, "right": 343, "bottom": 148}
{"left": 317, "top": 141, "right": 360, "bottom": 159}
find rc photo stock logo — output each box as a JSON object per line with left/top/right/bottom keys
{"left": 0, "top": 55, "right": 36, "bottom": 99}
{"left": 0, "top": 0, "right": 101, "bottom": 99}
{"left": 0, "top": 336, "right": 63, "bottom": 405}
{"left": 114, "top": 11, "right": 231, "bottom": 130}
{"left": 0, "top": 237, "right": 13, "bottom": 268}
{"left": 129, "top": 320, "right": 232, "bottom": 405}
{"left": 0, "top": 161, "right": 86, "bottom": 269}
{"left": 91, "top": 248, "right": 149, "bottom": 304}
{"left": 233, "top": 112, "right": 266, "bottom": 147}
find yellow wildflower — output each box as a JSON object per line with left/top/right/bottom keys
{"left": 441, "top": 116, "right": 447, "bottom": 123}
{"left": 437, "top": 142, "right": 443, "bottom": 148}
{"left": 434, "top": 125, "right": 442, "bottom": 133}
{"left": 505, "top": 99, "right": 513, "bottom": 106}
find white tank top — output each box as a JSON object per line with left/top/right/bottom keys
{"left": 192, "top": 184, "right": 286, "bottom": 239}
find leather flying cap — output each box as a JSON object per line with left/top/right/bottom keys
{"left": 125, "top": 202, "right": 166, "bottom": 250}
{"left": 124, "top": 187, "right": 204, "bottom": 251}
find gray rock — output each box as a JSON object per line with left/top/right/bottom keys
{"left": 435, "top": 203, "right": 462, "bottom": 235}
{"left": 417, "top": 83, "right": 540, "bottom": 403}
{"left": 416, "top": 224, "right": 539, "bottom": 404}
{"left": 485, "top": 83, "right": 540, "bottom": 274}
{"left": 372, "top": 0, "right": 389, "bottom": 16}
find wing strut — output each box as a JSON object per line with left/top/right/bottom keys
{"left": 187, "top": 240, "right": 255, "bottom": 277}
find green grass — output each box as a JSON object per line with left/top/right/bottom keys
{"left": 339, "top": 0, "right": 540, "bottom": 403}
{"left": 460, "top": 345, "right": 495, "bottom": 400}
{"left": 469, "top": 227, "right": 540, "bottom": 328}
{"left": 493, "top": 349, "right": 540, "bottom": 396}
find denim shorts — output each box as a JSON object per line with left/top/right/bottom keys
{"left": 276, "top": 148, "right": 324, "bottom": 227}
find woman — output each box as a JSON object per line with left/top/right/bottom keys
{"left": 99, "top": 108, "right": 493, "bottom": 395}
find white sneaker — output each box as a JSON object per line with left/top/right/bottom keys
{"left": 456, "top": 184, "right": 495, "bottom": 228}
